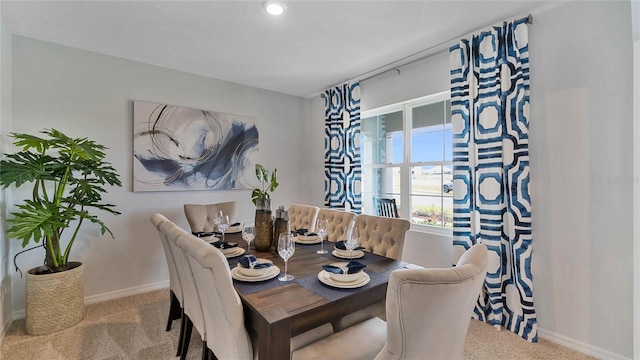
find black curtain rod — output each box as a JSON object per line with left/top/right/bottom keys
{"left": 321, "top": 13, "right": 533, "bottom": 98}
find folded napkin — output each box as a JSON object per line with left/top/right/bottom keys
{"left": 238, "top": 255, "right": 273, "bottom": 269}
{"left": 335, "top": 240, "right": 365, "bottom": 251}
{"left": 295, "top": 228, "right": 308, "bottom": 235}
{"left": 192, "top": 231, "right": 216, "bottom": 238}
{"left": 230, "top": 222, "right": 241, "bottom": 227}
{"left": 210, "top": 240, "right": 239, "bottom": 249}
{"left": 322, "top": 260, "right": 366, "bottom": 274}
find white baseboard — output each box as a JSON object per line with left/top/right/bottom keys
{"left": 10, "top": 280, "right": 169, "bottom": 320}
{"left": 84, "top": 280, "right": 169, "bottom": 305}
{"left": 538, "top": 328, "right": 630, "bottom": 360}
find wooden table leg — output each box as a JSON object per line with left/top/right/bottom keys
{"left": 255, "top": 307, "right": 291, "bottom": 360}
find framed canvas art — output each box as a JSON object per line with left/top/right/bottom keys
{"left": 133, "top": 101, "right": 258, "bottom": 192}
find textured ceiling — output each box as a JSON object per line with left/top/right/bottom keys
{"left": 1, "top": 1, "right": 554, "bottom": 98}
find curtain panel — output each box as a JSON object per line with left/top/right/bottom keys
{"left": 323, "top": 82, "right": 362, "bottom": 213}
{"left": 450, "top": 17, "right": 537, "bottom": 342}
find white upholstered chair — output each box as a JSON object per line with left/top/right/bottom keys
{"left": 159, "top": 217, "right": 209, "bottom": 360}
{"left": 177, "top": 228, "right": 334, "bottom": 359}
{"left": 288, "top": 204, "right": 320, "bottom": 232}
{"left": 354, "top": 214, "right": 410, "bottom": 261}
{"left": 292, "top": 243, "right": 489, "bottom": 360}
{"left": 150, "top": 213, "right": 184, "bottom": 355}
{"left": 331, "top": 215, "right": 411, "bottom": 331}
{"left": 317, "top": 208, "right": 357, "bottom": 242}
{"left": 184, "top": 201, "right": 237, "bottom": 234}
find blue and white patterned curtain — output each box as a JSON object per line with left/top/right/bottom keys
{"left": 323, "top": 82, "right": 362, "bottom": 213}
{"left": 450, "top": 17, "right": 537, "bottom": 342}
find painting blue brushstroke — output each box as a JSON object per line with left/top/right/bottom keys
{"left": 133, "top": 101, "right": 258, "bottom": 192}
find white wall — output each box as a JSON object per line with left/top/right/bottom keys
{"left": 0, "top": 4, "right": 13, "bottom": 337}
{"left": 8, "top": 35, "right": 313, "bottom": 310}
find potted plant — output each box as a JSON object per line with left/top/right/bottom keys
{"left": 251, "top": 164, "right": 278, "bottom": 251}
{"left": 0, "top": 129, "right": 122, "bottom": 335}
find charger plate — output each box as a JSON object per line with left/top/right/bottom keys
{"left": 317, "top": 270, "right": 370, "bottom": 289}
{"left": 223, "top": 247, "right": 246, "bottom": 258}
{"left": 332, "top": 249, "right": 364, "bottom": 259}
{"left": 231, "top": 265, "right": 280, "bottom": 282}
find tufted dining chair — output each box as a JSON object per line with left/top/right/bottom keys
{"left": 184, "top": 201, "right": 236, "bottom": 234}
{"left": 178, "top": 228, "right": 334, "bottom": 360}
{"left": 317, "top": 208, "right": 357, "bottom": 242}
{"left": 355, "top": 214, "right": 410, "bottom": 261}
{"left": 150, "top": 214, "right": 183, "bottom": 350}
{"left": 292, "top": 243, "right": 489, "bottom": 360}
{"left": 288, "top": 204, "right": 320, "bottom": 232}
{"left": 159, "top": 217, "right": 209, "bottom": 360}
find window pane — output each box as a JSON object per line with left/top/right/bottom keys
{"left": 362, "top": 167, "right": 401, "bottom": 215}
{"left": 410, "top": 195, "right": 443, "bottom": 226}
{"left": 411, "top": 131, "right": 443, "bottom": 162}
{"left": 361, "top": 111, "right": 403, "bottom": 164}
{"left": 411, "top": 102, "right": 446, "bottom": 162}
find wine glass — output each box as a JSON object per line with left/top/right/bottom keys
{"left": 277, "top": 233, "right": 295, "bottom": 281}
{"left": 218, "top": 213, "right": 230, "bottom": 242}
{"left": 242, "top": 222, "right": 255, "bottom": 253}
{"left": 346, "top": 226, "right": 358, "bottom": 259}
{"left": 316, "top": 218, "right": 329, "bottom": 255}
{"left": 213, "top": 211, "right": 223, "bottom": 235}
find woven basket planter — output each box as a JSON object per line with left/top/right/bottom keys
{"left": 25, "top": 262, "right": 85, "bottom": 335}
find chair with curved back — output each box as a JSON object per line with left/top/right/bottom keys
{"left": 184, "top": 201, "right": 237, "bottom": 234}
{"left": 292, "top": 243, "right": 489, "bottom": 360}
{"left": 150, "top": 213, "right": 184, "bottom": 354}
{"left": 288, "top": 204, "right": 320, "bottom": 233}
{"left": 159, "top": 217, "right": 209, "bottom": 360}
{"left": 316, "top": 208, "right": 357, "bottom": 243}
{"left": 355, "top": 214, "right": 410, "bottom": 261}
{"left": 178, "top": 228, "right": 334, "bottom": 359}
{"left": 331, "top": 214, "right": 411, "bottom": 331}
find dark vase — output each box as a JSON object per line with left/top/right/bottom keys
{"left": 253, "top": 197, "right": 273, "bottom": 252}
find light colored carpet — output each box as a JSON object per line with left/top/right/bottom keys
{"left": 1, "top": 289, "right": 595, "bottom": 360}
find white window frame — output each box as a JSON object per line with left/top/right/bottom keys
{"left": 361, "top": 90, "right": 452, "bottom": 236}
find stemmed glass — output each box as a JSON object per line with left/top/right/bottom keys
{"left": 217, "top": 212, "right": 230, "bottom": 242}
{"left": 346, "top": 226, "right": 359, "bottom": 259}
{"left": 277, "top": 233, "right": 295, "bottom": 281}
{"left": 242, "top": 222, "right": 255, "bottom": 253}
{"left": 316, "top": 219, "right": 329, "bottom": 255}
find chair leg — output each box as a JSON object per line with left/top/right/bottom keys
{"left": 166, "top": 290, "right": 181, "bottom": 331}
{"left": 201, "top": 341, "right": 208, "bottom": 360}
{"left": 176, "top": 310, "right": 185, "bottom": 356}
{"left": 180, "top": 316, "right": 193, "bottom": 360}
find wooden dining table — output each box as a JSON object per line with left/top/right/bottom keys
{"left": 222, "top": 231, "right": 407, "bottom": 360}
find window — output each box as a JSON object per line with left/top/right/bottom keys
{"left": 361, "top": 91, "right": 452, "bottom": 230}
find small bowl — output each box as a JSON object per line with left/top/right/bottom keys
{"left": 327, "top": 262, "right": 363, "bottom": 282}
{"left": 237, "top": 259, "right": 273, "bottom": 277}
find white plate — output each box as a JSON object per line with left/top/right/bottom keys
{"left": 231, "top": 265, "right": 280, "bottom": 282}
{"left": 223, "top": 247, "right": 246, "bottom": 258}
{"left": 236, "top": 259, "right": 274, "bottom": 277}
{"left": 332, "top": 249, "right": 364, "bottom": 259}
{"left": 225, "top": 226, "right": 243, "bottom": 234}
{"left": 318, "top": 270, "right": 370, "bottom": 288}
{"left": 201, "top": 235, "right": 219, "bottom": 242}
{"left": 294, "top": 235, "right": 322, "bottom": 244}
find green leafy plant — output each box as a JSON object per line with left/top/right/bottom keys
{"left": 0, "top": 129, "right": 122, "bottom": 273}
{"left": 251, "top": 163, "right": 278, "bottom": 205}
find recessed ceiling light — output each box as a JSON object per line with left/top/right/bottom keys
{"left": 264, "top": 1, "right": 286, "bottom": 16}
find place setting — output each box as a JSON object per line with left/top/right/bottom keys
{"left": 331, "top": 227, "right": 365, "bottom": 259}
{"left": 292, "top": 228, "right": 322, "bottom": 245}
{"left": 231, "top": 254, "right": 280, "bottom": 282}
{"left": 210, "top": 239, "right": 246, "bottom": 258}
{"left": 317, "top": 260, "right": 370, "bottom": 289}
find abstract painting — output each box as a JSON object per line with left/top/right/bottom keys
{"left": 133, "top": 101, "right": 258, "bottom": 192}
